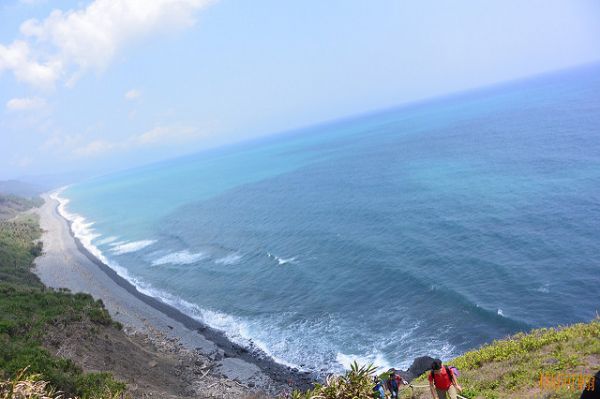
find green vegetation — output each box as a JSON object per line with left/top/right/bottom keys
{"left": 290, "top": 362, "right": 380, "bottom": 399}
{"left": 0, "top": 200, "right": 125, "bottom": 398}
{"left": 287, "top": 321, "right": 598, "bottom": 399}
{"left": 0, "top": 195, "right": 43, "bottom": 221}
{"left": 402, "top": 320, "right": 600, "bottom": 399}
{"left": 0, "top": 368, "right": 64, "bottom": 399}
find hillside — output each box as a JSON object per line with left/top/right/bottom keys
{"left": 0, "top": 209, "right": 126, "bottom": 397}
{"left": 400, "top": 321, "right": 600, "bottom": 399}
{"left": 0, "top": 180, "right": 45, "bottom": 198}
{"left": 0, "top": 195, "right": 43, "bottom": 220}
{"left": 284, "top": 321, "right": 599, "bottom": 399}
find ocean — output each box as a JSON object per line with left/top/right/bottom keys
{"left": 56, "top": 64, "right": 600, "bottom": 373}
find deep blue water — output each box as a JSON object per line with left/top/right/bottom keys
{"left": 59, "top": 64, "right": 600, "bottom": 372}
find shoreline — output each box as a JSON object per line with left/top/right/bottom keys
{"left": 34, "top": 193, "right": 314, "bottom": 392}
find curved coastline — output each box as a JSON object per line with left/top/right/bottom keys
{"left": 36, "top": 193, "right": 314, "bottom": 390}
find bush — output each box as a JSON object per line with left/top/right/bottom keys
{"left": 0, "top": 368, "right": 126, "bottom": 399}
{"left": 75, "top": 373, "right": 126, "bottom": 399}
{"left": 291, "top": 362, "right": 378, "bottom": 399}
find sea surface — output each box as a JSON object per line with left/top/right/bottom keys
{"left": 57, "top": 64, "right": 600, "bottom": 373}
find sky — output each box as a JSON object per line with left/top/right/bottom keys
{"left": 1, "top": 0, "right": 599, "bottom": 180}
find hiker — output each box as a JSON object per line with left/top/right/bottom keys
{"left": 428, "top": 359, "right": 462, "bottom": 399}
{"left": 386, "top": 368, "right": 405, "bottom": 399}
{"left": 373, "top": 376, "right": 386, "bottom": 399}
{"left": 580, "top": 370, "right": 599, "bottom": 399}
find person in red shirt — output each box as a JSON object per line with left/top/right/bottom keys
{"left": 428, "top": 359, "right": 462, "bottom": 399}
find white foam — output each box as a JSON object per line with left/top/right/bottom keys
{"left": 152, "top": 250, "right": 206, "bottom": 266}
{"left": 497, "top": 308, "right": 504, "bottom": 316}
{"left": 48, "top": 190, "right": 279, "bottom": 368}
{"left": 111, "top": 240, "right": 156, "bottom": 255}
{"left": 536, "top": 285, "right": 550, "bottom": 293}
{"left": 336, "top": 351, "right": 392, "bottom": 372}
{"left": 50, "top": 189, "right": 454, "bottom": 377}
{"left": 49, "top": 190, "right": 255, "bottom": 360}
{"left": 50, "top": 189, "right": 141, "bottom": 286}
{"left": 267, "top": 252, "right": 297, "bottom": 265}
{"left": 124, "top": 282, "right": 303, "bottom": 370}
{"left": 215, "top": 253, "right": 242, "bottom": 265}
{"left": 95, "top": 236, "right": 119, "bottom": 245}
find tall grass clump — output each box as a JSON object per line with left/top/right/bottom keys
{"left": 290, "top": 362, "right": 379, "bottom": 399}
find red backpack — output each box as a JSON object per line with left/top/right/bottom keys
{"left": 430, "top": 366, "right": 456, "bottom": 387}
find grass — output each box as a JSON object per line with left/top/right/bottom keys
{"left": 288, "top": 321, "right": 599, "bottom": 399}
{"left": 401, "top": 320, "right": 600, "bottom": 398}
{"left": 0, "top": 199, "right": 125, "bottom": 398}
{"left": 0, "top": 368, "right": 126, "bottom": 399}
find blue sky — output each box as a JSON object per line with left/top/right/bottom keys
{"left": 1, "top": 0, "right": 599, "bottom": 180}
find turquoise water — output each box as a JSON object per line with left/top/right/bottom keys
{"left": 60, "top": 64, "right": 600, "bottom": 372}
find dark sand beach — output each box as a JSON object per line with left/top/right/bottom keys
{"left": 34, "top": 194, "right": 313, "bottom": 397}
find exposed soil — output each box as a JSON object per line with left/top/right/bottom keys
{"left": 42, "top": 317, "right": 268, "bottom": 398}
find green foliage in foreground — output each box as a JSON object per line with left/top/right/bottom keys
{"left": 0, "top": 368, "right": 127, "bottom": 399}
{"left": 402, "top": 319, "right": 600, "bottom": 399}
{"left": 0, "top": 206, "right": 125, "bottom": 398}
{"left": 291, "top": 362, "right": 379, "bottom": 399}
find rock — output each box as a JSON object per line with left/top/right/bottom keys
{"left": 407, "top": 356, "right": 435, "bottom": 380}
{"left": 208, "top": 348, "right": 224, "bottom": 361}
{"left": 148, "top": 360, "right": 158, "bottom": 368}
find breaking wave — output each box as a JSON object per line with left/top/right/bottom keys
{"left": 152, "top": 250, "right": 207, "bottom": 266}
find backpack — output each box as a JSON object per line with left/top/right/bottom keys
{"left": 430, "top": 366, "right": 458, "bottom": 386}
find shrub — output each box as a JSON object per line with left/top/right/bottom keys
{"left": 291, "top": 362, "right": 378, "bottom": 399}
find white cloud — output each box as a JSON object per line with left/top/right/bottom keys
{"left": 6, "top": 96, "right": 46, "bottom": 111}
{"left": 0, "top": 41, "right": 61, "bottom": 89}
{"left": 72, "top": 125, "right": 205, "bottom": 157}
{"left": 1, "top": 0, "right": 214, "bottom": 89}
{"left": 125, "top": 88, "right": 141, "bottom": 100}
